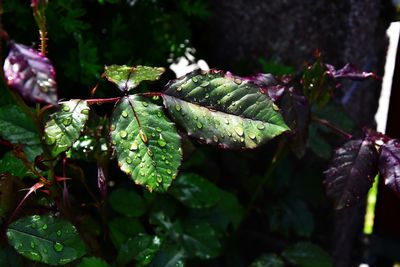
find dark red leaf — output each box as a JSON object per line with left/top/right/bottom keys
{"left": 3, "top": 42, "right": 58, "bottom": 105}
{"left": 324, "top": 139, "right": 378, "bottom": 209}
{"left": 379, "top": 139, "right": 400, "bottom": 196}
{"left": 244, "top": 73, "right": 285, "bottom": 102}
{"left": 325, "top": 63, "right": 379, "bottom": 80}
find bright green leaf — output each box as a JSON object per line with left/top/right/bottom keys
{"left": 104, "top": 65, "right": 165, "bottom": 92}
{"left": 169, "top": 173, "right": 220, "bottom": 209}
{"left": 116, "top": 233, "right": 162, "bottom": 266}
{"left": 110, "top": 95, "right": 181, "bottom": 192}
{"left": 282, "top": 242, "right": 332, "bottom": 267}
{"left": 44, "top": 100, "right": 90, "bottom": 157}
{"left": 108, "top": 188, "right": 146, "bottom": 217}
{"left": 250, "top": 253, "right": 284, "bottom": 267}
{"left": 6, "top": 214, "right": 86, "bottom": 266}
{"left": 182, "top": 221, "right": 221, "bottom": 259}
{"left": 162, "top": 70, "right": 289, "bottom": 149}
{"left": 77, "top": 257, "right": 110, "bottom": 267}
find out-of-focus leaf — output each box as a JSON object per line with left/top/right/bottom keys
{"left": 116, "top": 233, "right": 163, "bottom": 266}
{"left": 379, "top": 139, "right": 400, "bottom": 196}
{"left": 0, "top": 105, "right": 42, "bottom": 161}
{"left": 259, "top": 58, "right": 295, "bottom": 76}
{"left": 77, "top": 257, "right": 110, "bottom": 267}
{"left": 302, "top": 57, "right": 332, "bottom": 106}
{"left": 7, "top": 214, "right": 86, "bottom": 265}
{"left": 110, "top": 95, "right": 181, "bottom": 192}
{"left": 0, "top": 152, "right": 29, "bottom": 177}
{"left": 169, "top": 173, "right": 220, "bottom": 209}
{"left": 281, "top": 87, "right": 310, "bottom": 158}
{"left": 109, "top": 217, "right": 145, "bottom": 249}
{"left": 325, "top": 63, "right": 378, "bottom": 80}
{"left": 104, "top": 65, "right": 165, "bottom": 92}
{"left": 3, "top": 42, "right": 58, "bottom": 105}
{"left": 44, "top": 100, "right": 90, "bottom": 157}
{"left": 181, "top": 221, "right": 221, "bottom": 259}
{"left": 282, "top": 242, "right": 332, "bottom": 267}
{"left": 249, "top": 253, "right": 284, "bottom": 267}
{"left": 108, "top": 188, "right": 145, "bottom": 217}
{"left": 324, "top": 139, "right": 378, "bottom": 209}
{"left": 149, "top": 245, "right": 185, "bottom": 267}
{"left": 307, "top": 125, "right": 332, "bottom": 160}
{"left": 0, "top": 173, "right": 16, "bottom": 219}
{"left": 0, "top": 245, "right": 24, "bottom": 267}
{"left": 162, "top": 70, "right": 289, "bottom": 149}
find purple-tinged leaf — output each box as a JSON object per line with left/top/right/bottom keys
{"left": 325, "top": 64, "right": 379, "bottom": 80}
{"left": 379, "top": 139, "right": 400, "bottom": 196}
{"left": 281, "top": 87, "right": 310, "bottom": 158}
{"left": 3, "top": 42, "right": 58, "bottom": 105}
{"left": 324, "top": 139, "right": 378, "bottom": 209}
{"left": 244, "top": 73, "right": 285, "bottom": 102}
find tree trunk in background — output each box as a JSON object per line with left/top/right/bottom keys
{"left": 194, "top": 1, "right": 393, "bottom": 266}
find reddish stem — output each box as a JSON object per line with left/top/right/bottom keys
{"left": 85, "top": 97, "right": 121, "bottom": 105}
{"left": 139, "top": 92, "right": 163, "bottom": 97}
{"left": 312, "top": 116, "right": 353, "bottom": 140}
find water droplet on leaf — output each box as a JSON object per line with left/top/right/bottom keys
{"left": 234, "top": 78, "right": 242, "bottom": 85}
{"left": 62, "top": 117, "right": 72, "bottom": 126}
{"left": 122, "top": 110, "right": 128, "bottom": 118}
{"left": 119, "top": 130, "right": 128, "bottom": 139}
{"left": 257, "top": 123, "right": 265, "bottom": 130}
{"left": 196, "top": 122, "right": 203, "bottom": 129}
{"left": 53, "top": 242, "right": 64, "bottom": 252}
{"left": 175, "top": 104, "right": 181, "bottom": 111}
{"left": 200, "top": 81, "right": 209, "bottom": 87}
{"left": 62, "top": 105, "right": 70, "bottom": 112}
{"left": 234, "top": 126, "right": 244, "bottom": 136}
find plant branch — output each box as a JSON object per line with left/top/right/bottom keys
{"left": 312, "top": 116, "right": 353, "bottom": 139}
{"left": 85, "top": 97, "right": 121, "bottom": 105}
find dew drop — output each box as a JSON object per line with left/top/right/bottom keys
{"left": 224, "top": 118, "right": 230, "bottom": 125}
{"left": 158, "top": 137, "right": 167, "bottom": 147}
{"left": 122, "top": 110, "right": 128, "bottom": 118}
{"left": 192, "top": 77, "right": 198, "bottom": 83}
{"left": 62, "top": 117, "right": 72, "bottom": 126}
{"left": 176, "top": 87, "right": 182, "bottom": 92}
{"left": 205, "top": 94, "right": 209, "bottom": 99}
{"left": 272, "top": 103, "right": 279, "bottom": 111}
{"left": 157, "top": 177, "right": 162, "bottom": 183}
{"left": 140, "top": 129, "right": 148, "bottom": 143}
{"left": 234, "top": 78, "right": 242, "bottom": 85}
{"left": 234, "top": 126, "right": 244, "bottom": 136}
{"left": 157, "top": 112, "right": 162, "bottom": 117}
{"left": 257, "top": 123, "right": 265, "bottom": 130}
{"left": 213, "top": 135, "right": 218, "bottom": 142}
{"left": 110, "top": 124, "right": 116, "bottom": 131}
{"left": 81, "top": 109, "right": 90, "bottom": 115}
{"left": 30, "top": 241, "right": 36, "bottom": 249}
{"left": 196, "top": 122, "right": 203, "bottom": 129}
{"left": 29, "top": 251, "right": 41, "bottom": 261}
{"left": 142, "top": 101, "right": 149, "bottom": 107}
{"left": 167, "top": 170, "right": 172, "bottom": 174}
{"left": 200, "top": 81, "right": 209, "bottom": 87}
{"left": 175, "top": 104, "right": 181, "bottom": 111}
{"left": 126, "top": 157, "right": 132, "bottom": 164}
{"left": 161, "top": 155, "right": 166, "bottom": 160}
{"left": 62, "top": 105, "right": 70, "bottom": 112}
{"left": 53, "top": 242, "right": 64, "bottom": 252}
{"left": 119, "top": 130, "right": 128, "bottom": 139}
{"left": 140, "top": 170, "right": 145, "bottom": 176}
{"left": 147, "top": 148, "right": 153, "bottom": 157}
{"left": 156, "top": 127, "right": 162, "bottom": 132}
{"left": 56, "top": 230, "right": 62, "bottom": 237}
{"left": 31, "top": 223, "right": 37, "bottom": 229}
{"left": 249, "top": 133, "right": 256, "bottom": 140}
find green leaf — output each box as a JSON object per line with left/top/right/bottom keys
{"left": 116, "top": 233, "right": 162, "bottom": 266}
{"left": 6, "top": 214, "right": 86, "bottom": 266}
{"left": 77, "top": 257, "right": 110, "bottom": 267}
{"left": 109, "top": 217, "right": 145, "bottom": 249}
{"left": 44, "top": 100, "right": 90, "bottom": 157}
{"left": 110, "top": 95, "right": 181, "bottom": 192}
{"left": 249, "top": 253, "right": 284, "bottom": 267}
{"left": 0, "top": 174, "right": 17, "bottom": 220}
{"left": 0, "top": 152, "right": 29, "bottom": 177}
{"left": 0, "top": 105, "right": 42, "bottom": 161}
{"left": 149, "top": 245, "right": 185, "bottom": 267}
{"left": 108, "top": 188, "right": 146, "bottom": 217}
{"left": 169, "top": 173, "right": 220, "bottom": 209}
{"left": 282, "top": 242, "right": 332, "bottom": 267}
{"left": 104, "top": 65, "right": 165, "bottom": 92}
{"left": 182, "top": 221, "right": 221, "bottom": 259}
{"left": 162, "top": 70, "right": 289, "bottom": 149}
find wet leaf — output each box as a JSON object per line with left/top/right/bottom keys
{"left": 108, "top": 188, "right": 146, "bottom": 217}
{"left": 0, "top": 105, "right": 42, "bottom": 161}
{"left": 109, "top": 217, "right": 145, "bottom": 249}
{"left": 77, "top": 257, "right": 110, "bottom": 267}
{"left": 379, "top": 139, "right": 400, "bottom": 196}
{"left": 3, "top": 42, "right": 58, "bottom": 105}
{"left": 249, "top": 253, "right": 284, "bottom": 267}
{"left": 0, "top": 152, "right": 29, "bottom": 177}
{"left": 116, "top": 233, "right": 162, "bottom": 266}
{"left": 7, "top": 214, "right": 86, "bottom": 265}
{"left": 110, "top": 95, "right": 181, "bottom": 192}
{"left": 324, "top": 139, "right": 378, "bottom": 209}
{"left": 149, "top": 245, "right": 185, "bottom": 267}
{"left": 44, "top": 100, "right": 90, "bottom": 157}
{"left": 169, "top": 173, "right": 220, "bottom": 209}
{"left": 162, "top": 70, "right": 289, "bottom": 149}
{"left": 282, "top": 242, "right": 332, "bottom": 267}
{"left": 104, "top": 65, "right": 165, "bottom": 92}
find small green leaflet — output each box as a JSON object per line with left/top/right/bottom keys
{"left": 162, "top": 70, "right": 289, "bottom": 149}
{"left": 44, "top": 100, "right": 90, "bottom": 157}
{"left": 7, "top": 214, "right": 86, "bottom": 266}
{"left": 110, "top": 95, "right": 181, "bottom": 192}
{"left": 104, "top": 65, "right": 165, "bottom": 92}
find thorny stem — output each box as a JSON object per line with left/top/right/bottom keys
{"left": 31, "top": 1, "right": 48, "bottom": 55}
{"left": 312, "top": 116, "right": 353, "bottom": 140}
